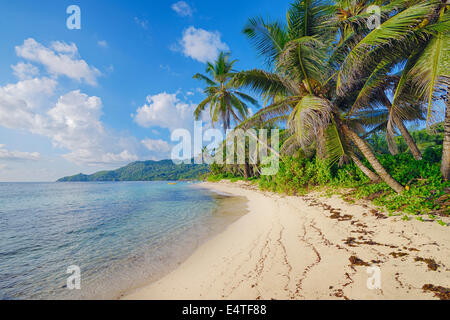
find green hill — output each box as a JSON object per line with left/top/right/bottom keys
{"left": 57, "top": 160, "right": 209, "bottom": 182}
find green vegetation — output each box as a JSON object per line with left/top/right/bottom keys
{"left": 193, "top": 52, "right": 258, "bottom": 132}
{"left": 58, "top": 160, "right": 209, "bottom": 182}
{"left": 194, "top": 1, "right": 449, "bottom": 223}
{"left": 209, "top": 140, "right": 449, "bottom": 220}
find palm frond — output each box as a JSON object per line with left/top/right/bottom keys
{"left": 288, "top": 95, "right": 333, "bottom": 149}
{"left": 232, "top": 69, "right": 290, "bottom": 97}
{"left": 278, "top": 36, "right": 330, "bottom": 89}
{"left": 325, "top": 119, "right": 346, "bottom": 166}
{"left": 194, "top": 96, "right": 213, "bottom": 120}
{"left": 348, "top": 57, "right": 392, "bottom": 115}
{"left": 236, "top": 99, "right": 292, "bottom": 130}
{"left": 337, "top": 1, "right": 436, "bottom": 94}
{"left": 281, "top": 134, "right": 302, "bottom": 156}
{"left": 193, "top": 73, "right": 216, "bottom": 86}
{"left": 287, "top": 0, "right": 335, "bottom": 39}
{"left": 408, "top": 30, "right": 450, "bottom": 128}
{"left": 243, "top": 17, "right": 288, "bottom": 67}
{"left": 233, "top": 91, "right": 260, "bottom": 107}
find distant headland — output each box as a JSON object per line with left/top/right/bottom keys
{"left": 57, "top": 160, "right": 209, "bottom": 182}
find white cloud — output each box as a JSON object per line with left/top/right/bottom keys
{"left": 134, "top": 92, "right": 197, "bottom": 131}
{"left": 43, "top": 90, "right": 139, "bottom": 165}
{"left": 11, "top": 62, "right": 39, "bottom": 80}
{"left": 97, "top": 40, "right": 108, "bottom": 48}
{"left": 97, "top": 150, "right": 138, "bottom": 164}
{"left": 0, "top": 145, "right": 40, "bottom": 161}
{"left": 15, "top": 38, "right": 101, "bottom": 86}
{"left": 0, "top": 77, "right": 57, "bottom": 130}
{"left": 179, "top": 26, "right": 229, "bottom": 63}
{"left": 141, "top": 138, "right": 172, "bottom": 153}
{"left": 0, "top": 79, "right": 139, "bottom": 166}
{"left": 0, "top": 38, "right": 170, "bottom": 170}
{"left": 51, "top": 41, "right": 78, "bottom": 55}
{"left": 171, "top": 1, "right": 193, "bottom": 17}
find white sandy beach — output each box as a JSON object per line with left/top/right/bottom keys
{"left": 123, "top": 181, "right": 450, "bottom": 300}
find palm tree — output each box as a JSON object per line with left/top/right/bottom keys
{"left": 337, "top": 0, "right": 449, "bottom": 178}
{"left": 330, "top": 0, "right": 427, "bottom": 160}
{"left": 233, "top": 0, "right": 449, "bottom": 191}
{"left": 193, "top": 52, "right": 260, "bottom": 178}
{"left": 234, "top": 0, "right": 406, "bottom": 192}
{"left": 443, "top": 93, "right": 450, "bottom": 180}
{"left": 193, "top": 52, "right": 259, "bottom": 132}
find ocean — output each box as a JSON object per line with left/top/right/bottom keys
{"left": 0, "top": 181, "right": 246, "bottom": 300}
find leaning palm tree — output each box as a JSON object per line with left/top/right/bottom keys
{"left": 443, "top": 94, "right": 450, "bottom": 180}
{"left": 329, "top": 0, "right": 428, "bottom": 160}
{"left": 337, "top": 0, "right": 450, "bottom": 178}
{"left": 193, "top": 52, "right": 259, "bottom": 132}
{"left": 242, "top": 0, "right": 336, "bottom": 158}
{"left": 234, "top": 0, "right": 406, "bottom": 192}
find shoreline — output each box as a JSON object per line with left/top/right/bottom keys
{"left": 122, "top": 181, "right": 450, "bottom": 300}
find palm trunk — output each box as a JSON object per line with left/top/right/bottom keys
{"left": 393, "top": 117, "right": 423, "bottom": 160}
{"left": 341, "top": 124, "right": 404, "bottom": 193}
{"left": 381, "top": 91, "right": 422, "bottom": 160}
{"left": 387, "top": 134, "right": 399, "bottom": 156}
{"left": 441, "top": 96, "right": 450, "bottom": 180}
{"left": 350, "top": 154, "right": 380, "bottom": 183}
{"left": 316, "top": 128, "right": 327, "bottom": 159}
{"left": 243, "top": 161, "right": 250, "bottom": 179}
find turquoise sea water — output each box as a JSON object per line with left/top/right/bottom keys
{"left": 0, "top": 181, "right": 245, "bottom": 300}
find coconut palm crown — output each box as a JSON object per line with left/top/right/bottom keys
{"left": 193, "top": 52, "right": 259, "bottom": 132}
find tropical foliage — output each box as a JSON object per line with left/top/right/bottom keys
{"left": 193, "top": 52, "right": 259, "bottom": 131}
{"left": 194, "top": 0, "right": 449, "bottom": 219}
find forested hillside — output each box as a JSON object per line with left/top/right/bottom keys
{"left": 58, "top": 160, "right": 209, "bottom": 182}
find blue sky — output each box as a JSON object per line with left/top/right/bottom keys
{"left": 0, "top": 0, "right": 291, "bottom": 181}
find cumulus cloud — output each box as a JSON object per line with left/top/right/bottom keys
{"left": 42, "top": 90, "right": 139, "bottom": 165}
{"left": 0, "top": 78, "right": 138, "bottom": 166}
{"left": 15, "top": 38, "right": 101, "bottom": 86}
{"left": 101, "top": 150, "right": 138, "bottom": 163}
{"left": 0, "top": 38, "right": 187, "bottom": 169}
{"left": 0, "top": 145, "right": 40, "bottom": 161}
{"left": 0, "top": 39, "right": 147, "bottom": 166}
{"left": 51, "top": 41, "right": 78, "bottom": 55}
{"left": 11, "top": 62, "right": 39, "bottom": 80}
{"left": 0, "top": 77, "right": 57, "bottom": 130}
{"left": 0, "top": 85, "right": 138, "bottom": 165}
{"left": 141, "top": 138, "right": 172, "bottom": 153}
{"left": 171, "top": 1, "right": 193, "bottom": 17}
{"left": 179, "top": 26, "right": 229, "bottom": 63}
{"left": 133, "top": 92, "right": 198, "bottom": 131}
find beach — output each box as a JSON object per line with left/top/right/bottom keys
{"left": 123, "top": 181, "right": 450, "bottom": 300}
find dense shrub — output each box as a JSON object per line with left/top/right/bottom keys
{"left": 259, "top": 148, "right": 448, "bottom": 217}
{"left": 208, "top": 144, "right": 448, "bottom": 220}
